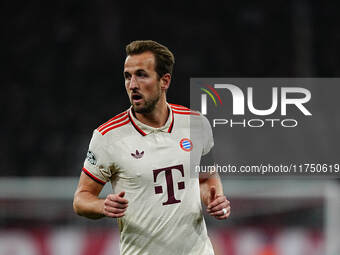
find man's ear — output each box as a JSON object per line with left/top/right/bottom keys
{"left": 160, "top": 73, "right": 171, "bottom": 90}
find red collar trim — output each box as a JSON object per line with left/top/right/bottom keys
{"left": 128, "top": 106, "right": 174, "bottom": 136}
{"left": 128, "top": 110, "right": 147, "bottom": 136}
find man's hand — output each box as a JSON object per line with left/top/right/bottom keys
{"left": 206, "top": 186, "right": 231, "bottom": 220}
{"left": 103, "top": 191, "right": 129, "bottom": 218}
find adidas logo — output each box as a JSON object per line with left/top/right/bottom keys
{"left": 131, "top": 150, "right": 144, "bottom": 159}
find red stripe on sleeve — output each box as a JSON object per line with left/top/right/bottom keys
{"left": 169, "top": 103, "right": 189, "bottom": 109}
{"left": 97, "top": 111, "right": 127, "bottom": 130}
{"left": 97, "top": 114, "right": 128, "bottom": 132}
{"left": 172, "top": 110, "right": 200, "bottom": 116}
{"left": 82, "top": 168, "right": 106, "bottom": 185}
{"left": 170, "top": 105, "right": 190, "bottom": 111}
{"left": 101, "top": 119, "right": 130, "bottom": 135}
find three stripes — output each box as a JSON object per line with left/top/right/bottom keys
{"left": 97, "top": 104, "right": 200, "bottom": 136}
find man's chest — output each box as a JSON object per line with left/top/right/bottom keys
{"left": 107, "top": 130, "right": 202, "bottom": 187}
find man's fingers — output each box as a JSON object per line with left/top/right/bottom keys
{"left": 207, "top": 195, "right": 228, "bottom": 209}
{"left": 103, "top": 202, "right": 127, "bottom": 218}
{"left": 115, "top": 193, "right": 128, "bottom": 203}
{"left": 107, "top": 193, "right": 129, "bottom": 204}
{"left": 103, "top": 192, "right": 129, "bottom": 218}
{"left": 104, "top": 206, "right": 127, "bottom": 214}
{"left": 209, "top": 205, "right": 231, "bottom": 216}
{"left": 216, "top": 208, "right": 231, "bottom": 220}
{"left": 206, "top": 194, "right": 231, "bottom": 220}
{"left": 104, "top": 200, "right": 128, "bottom": 209}
{"left": 209, "top": 186, "right": 216, "bottom": 203}
{"left": 207, "top": 200, "right": 230, "bottom": 213}
{"left": 104, "top": 211, "right": 125, "bottom": 218}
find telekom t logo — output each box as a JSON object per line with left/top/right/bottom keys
{"left": 153, "top": 164, "right": 185, "bottom": 206}
{"left": 201, "top": 84, "right": 312, "bottom": 116}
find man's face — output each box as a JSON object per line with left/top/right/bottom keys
{"left": 124, "top": 52, "right": 162, "bottom": 114}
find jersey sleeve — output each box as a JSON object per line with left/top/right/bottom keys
{"left": 82, "top": 130, "right": 112, "bottom": 185}
{"left": 201, "top": 115, "right": 214, "bottom": 156}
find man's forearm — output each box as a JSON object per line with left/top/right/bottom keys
{"left": 73, "top": 191, "right": 105, "bottom": 219}
{"left": 199, "top": 172, "right": 223, "bottom": 206}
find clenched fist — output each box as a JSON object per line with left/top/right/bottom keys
{"left": 103, "top": 191, "right": 129, "bottom": 218}
{"left": 207, "top": 186, "right": 231, "bottom": 220}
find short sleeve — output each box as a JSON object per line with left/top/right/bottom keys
{"left": 201, "top": 115, "right": 214, "bottom": 156}
{"left": 82, "top": 130, "right": 112, "bottom": 184}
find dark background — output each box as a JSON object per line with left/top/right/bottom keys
{"left": 2, "top": 0, "right": 340, "bottom": 177}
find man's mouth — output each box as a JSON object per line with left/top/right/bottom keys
{"left": 131, "top": 94, "right": 143, "bottom": 103}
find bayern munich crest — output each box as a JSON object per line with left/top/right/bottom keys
{"left": 180, "top": 138, "right": 193, "bottom": 152}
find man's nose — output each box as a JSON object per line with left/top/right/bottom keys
{"left": 129, "top": 75, "right": 138, "bottom": 90}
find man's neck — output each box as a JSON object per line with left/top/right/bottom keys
{"left": 134, "top": 100, "right": 169, "bottom": 128}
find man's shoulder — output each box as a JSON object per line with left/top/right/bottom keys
{"left": 169, "top": 103, "right": 212, "bottom": 133}
{"left": 169, "top": 103, "right": 201, "bottom": 117}
{"left": 96, "top": 110, "right": 131, "bottom": 136}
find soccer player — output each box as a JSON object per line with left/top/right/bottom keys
{"left": 73, "top": 40, "right": 231, "bottom": 255}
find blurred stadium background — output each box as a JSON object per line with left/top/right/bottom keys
{"left": 2, "top": 0, "right": 340, "bottom": 254}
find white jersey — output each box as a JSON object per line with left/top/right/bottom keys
{"left": 83, "top": 103, "right": 215, "bottom": 255}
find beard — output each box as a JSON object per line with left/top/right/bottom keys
{"left": 133, "top": 90, "right": 161, "bottom": 114}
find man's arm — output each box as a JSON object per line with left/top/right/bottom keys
{"left": 199, "top": 171, "right": 223, "bottom": 206}
{"left": 73, "top": 172, "right": 128, "bottom": 219}
{"left": 199, "top": 170, "right": 231, "bottom": 220}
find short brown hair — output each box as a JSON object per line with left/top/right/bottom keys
{"left": 125, "top": 40, "right": 175, "bottom": 78}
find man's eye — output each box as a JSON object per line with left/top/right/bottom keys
{"left": 137, "top": 72, "right": 147, "bottom": 77}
